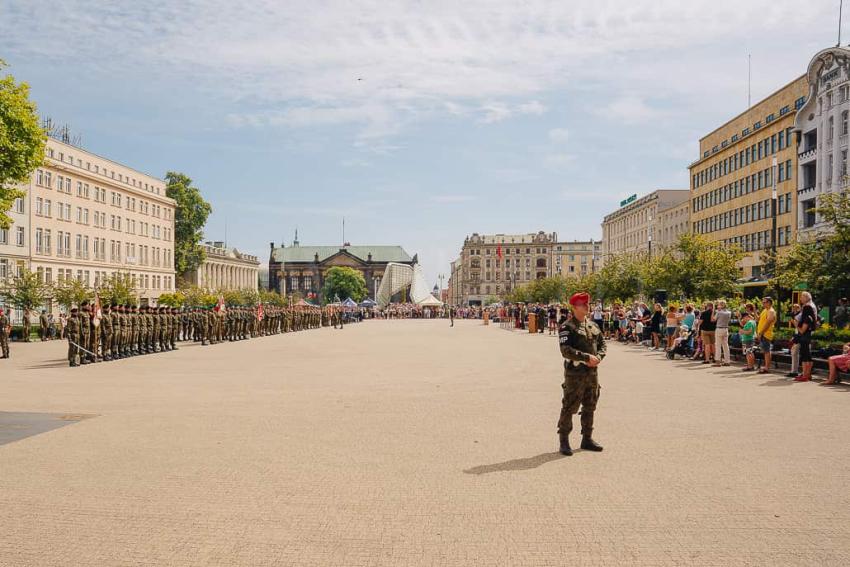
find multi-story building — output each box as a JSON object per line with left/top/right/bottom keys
{"left": 268, "top": 235, "right": 416, "bottom": 301}
{"left": 458, "top": 231, "right": 558, "bottom": 305}
{"left": 183, "top": 241, "right": 260, "bottom": 291}
{"left": 447, "top": 257, "right": 463, "bottom": 306}
{"left": 689, "top": 75, "right": 808, "bottom": 279}
{"left": 552, "top": 240, "right": 603, "bottom": 277}
{"left": 656, "top": 199, "right": 691, "bottom": 250}
{"left": 602, "top": 190, "right": 689, "bottom": 258}
{"left": 795, "top": 47, "right": 850, "bottom": 240}
{"left": 0, "top": 137, "right": 176, "bottom": 320}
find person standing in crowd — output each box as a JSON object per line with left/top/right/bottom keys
{"left": 697, "top": 301, "right": 716, "bottom": 364}
{"left": 0, "top": 307, "right": 10, "bottom": 359}
{"left": 794, "top": 292, "right": 817, "bottom": 382}
{"left": 650, "top": 303, "right": 664, "bottom": 350}
{"left": 682, "top": 304, "right": 696, "bottom": 331}
{"left": 823, "top": 342, "right": 850, "bottom": 385}
{"left": 787, "top": 303, "right": 802, "bottom": 378}
{"left": 449, "top": 305, "right": 454, "bottom": 327}
{"left": 59, "top": 312, "right": 67, "bottom": 339}
{"left": 712, "top": 299, "right": 732, "bottom": 366}
{"left": 665, "top": 305, "right": 681, "bottom": 351}
{"left": 548, "top": 304, "right": 557, "bottom": 336}
{"left": 756, "top": 297, "right": 777, "bottom": 375}
{"left": 739, "top": 310, "right": 757, "bottom": 371}
{"left": 556, "top": 292, "right": 606, "bottom": 456}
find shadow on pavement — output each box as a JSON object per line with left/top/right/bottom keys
{"left": 23, "top": 360, "right": 69, "bottom": 369}
{"left": 464, "top": 452, "right": 565, "bottom": 475}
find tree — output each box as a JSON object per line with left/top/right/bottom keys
{"left": 597, "top": 253, "right": 645, "bottom": 301}
{"left": 772, "top": 192, "right": 850, "bottom": 299}
{"left": 157, "top": 291, "right": 186, "bottom": 307}
{"left": 322, "top": 267, "right": 368, "bottom": 303}
{"left": 165, "top": 172, "right": 212, "bottom": 281}
{"left": 52, "top": 278, "right": 93, "bottom": 309}
{"left": 97, "top": 272, "right": 137, "bottom": 305}
{"left": 0, "top": 60, "right": 46, "bottom": 229}
{"left": 0, "top": 267, "right": 49, "bottom": 314}
{"left": 259, "top": 289, "right": 286, "bottom": 306}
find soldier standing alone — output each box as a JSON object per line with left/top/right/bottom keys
{"left": 557, "top": 292, "right": 606, "bottom": 456}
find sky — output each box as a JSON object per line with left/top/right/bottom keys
{"left": 1, "top": 0, "right": 844, "bottom": 287}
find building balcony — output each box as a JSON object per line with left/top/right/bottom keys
{"left": 798, "top": 147, "right": 818, "bottom": 162}
{"left": 798, "top": 185, "right": 817, "bottom": 195}
{"left": 842, "top": 134, "right": 849, "bottom": 147}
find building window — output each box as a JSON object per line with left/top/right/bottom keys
{"left": 15, "top": 226, "right": 25, "bottom": 246}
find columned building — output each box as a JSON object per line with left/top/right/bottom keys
{"left": 268, "top": 237, "right": 415, "bottom": 301}
{"left": 0, "top": 137, "right": 176, "bottom": 320}
{"left": 184, "top": 241, "right": 260, "bottom": 291}
{"left": 601, "top": 190, "right": 689, "bottom": 259}
{"left": 795, "top": 47, "right": 850, "bottom": 240}
{"left": 458, "top": 231, "right": 558, "bottom": 305}
{"left": 689, "top": 75, "right": 808, "bottom": 279}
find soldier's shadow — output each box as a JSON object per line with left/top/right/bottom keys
{"left": 463, "top": 452, "right": 565, "bottom": 475}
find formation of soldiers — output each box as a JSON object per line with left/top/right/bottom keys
{"left": 65, "top": 302, "right": 324, "bottom": 367}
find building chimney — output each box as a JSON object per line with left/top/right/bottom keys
{"left": 270, "top": 242, "right": 275, "bottom": 249}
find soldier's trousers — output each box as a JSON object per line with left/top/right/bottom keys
{"left": 68, "top": 339, "right": 79, "bottom": 365}
{"left": 0, "top": 333, "right": 9, "bottom": 357}
{"left": 102, "top": 330, "right": 112, "bottom": 358}
{"left": 557, "top": 370, "right": 600, "bottom": 437}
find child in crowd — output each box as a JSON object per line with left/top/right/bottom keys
{"left": 739, "top": 311, "right": 757, "bottom": 371}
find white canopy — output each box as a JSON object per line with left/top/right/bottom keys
{"left": 417, "top": 294, "right": 443, "bottom": 306}
{"left": 376, "top": 262, "right": 436, "bottom": 306}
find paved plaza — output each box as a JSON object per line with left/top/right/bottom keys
{"left": 1, "top": 320, "right": 849, "bottom": 566}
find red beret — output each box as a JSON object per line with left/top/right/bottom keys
{"left": 569, "top": 292, "right": 590, "bottom": 306}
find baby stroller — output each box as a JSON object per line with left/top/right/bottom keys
{"left": 667, "top": 327, "right": 696, "bottom": 360}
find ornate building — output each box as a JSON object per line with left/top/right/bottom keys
{"left": 183, "top": 241, "right": 260, "bottom": 291}
{"left": 268, "top": 235, "right": 416, "bottom": 301}
{"left": 457, "top": 231, "right": 558, "bottom": 305}
{"left": 795, "top": 46, "right": 850, "bottom": 240}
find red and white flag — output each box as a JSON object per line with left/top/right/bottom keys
{"left": 496, "top": 243, "right": 503, "bottom": 260}
{"left": 93, "top": 294, "right": 102, "bottom": 327}
{"left": 215, "top": 295, "right": 226, "bottom": 313}
{"left": 257, "top": 303, "right": 264, "bottom": 321}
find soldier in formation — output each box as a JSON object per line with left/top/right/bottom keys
{"left": 63, "top": 302, "right": 326, "bottom": 367}
{"left": 0, "top": 307, "right": 10, "bottom": 359}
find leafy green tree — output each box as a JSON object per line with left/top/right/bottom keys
{"left": 157, "top": 291, "right": 186, "bottom": 307}
{"left": 259, "top": 289, "right": 286, "bottom": 306}
{"left": 322, "top": 267, "right": 368, "bottom": 303}
{"left": 597, "top": 253, "right": 645, "bottom": 301}
{"left": 97, "top": 272, "right": 137, "bottom": 305}
{"left": 52, "top": 277, "right": 94, "bottom": 309}
{"left": 0, "top": 60, "right": 46, "bottom": 229}
{"left": 0, "top": 266, "right": 49, "bottom": 314}
{"left": 165, "top": 172, "right": 213, "bottom": 280}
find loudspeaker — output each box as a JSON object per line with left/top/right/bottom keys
{"left": 654, "top": 289, "right": 668, "bottom": 305}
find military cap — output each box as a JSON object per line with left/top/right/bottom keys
{"left": 569, "top": 292, "right": 590, "bottom": 307}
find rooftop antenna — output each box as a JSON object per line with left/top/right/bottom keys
{"left": 839, "top": 0, "right": 845, "bottom": 46}
{"left": 748, "top": 54, "right": 752, "bottom": 108}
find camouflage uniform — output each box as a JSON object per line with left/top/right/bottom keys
{"left": 557, "top": 315, "right": 606, "bottom": 450}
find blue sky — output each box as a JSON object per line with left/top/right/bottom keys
{"left": 1, "top": 1, "right": 842, "bottom": 286}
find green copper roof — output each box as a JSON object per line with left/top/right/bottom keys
{"left": 271, "top": 245, "right": 413, "bottom": 264}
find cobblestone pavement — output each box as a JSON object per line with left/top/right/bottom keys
{"left": 1, "top": 321, "right": 849, "bottom": 566}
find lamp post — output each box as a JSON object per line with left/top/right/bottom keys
{"left": 771, "top": 157, "right": 778, "bottom": 274}
{"left": 647, "top": 213, "right": 653, "bottom": 260}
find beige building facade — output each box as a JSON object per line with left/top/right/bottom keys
{"left": 184, "top": 241, "right": 260, "bottom": 291}
{"left": 656, "top": 199, "right": 691, "bottom": 250}
{"left": 689, "top": 76, "right": 808, "bottom": 279}
{"left": 602, "top": 190, "right": 690, "bottom": 258}
{"left": 458, "top": 231, "right": 557, "bottom": 305}
{"left": 552, "top": 240, "right": 603, "bottom": 277}
{"left": 0, "top": 138, "right": 176, "bottom": 320}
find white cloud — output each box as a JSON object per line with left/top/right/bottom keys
{"left": 548, "top": 128, "right": 570, "bottom": 143}
{"left": 544, "top": 153, "right": 577, "bottom": 168}
{"left": 598, "top": 96, "right": 661, "bottom": 125}
{"left": 4, "top": 0, "right": 831, "bottom": 143}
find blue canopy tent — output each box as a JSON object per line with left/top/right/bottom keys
{"left": 359, "top": 298, "right": 377, "bottom": 308}
{"left": 342, "top": 297, "right": 358, "bottom": 308}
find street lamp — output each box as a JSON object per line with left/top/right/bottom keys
{"left": 771, "top": 156, "right": 778, "bottom": 275}
{"left": 647, "top": 213, "right": 653, "bottom": 259}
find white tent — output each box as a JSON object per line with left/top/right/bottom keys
{"left": 417, "top": 294, "right": 443, "bottom": 307}
{"left": 376, "top": 262, "right": 437, "bottom": 306}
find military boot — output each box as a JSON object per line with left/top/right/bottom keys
{"left": 558, "top": 433, "right": 573, "bottom": 456}
{"left": 580, "top": 436, "right": 603, "bottom": 452}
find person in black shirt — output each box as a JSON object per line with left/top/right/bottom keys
{"left": 794, "top": 292, "right": 817, "bottom": 382}
{"left": 697, "top": 301, "right": 716, "bottom": 364}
